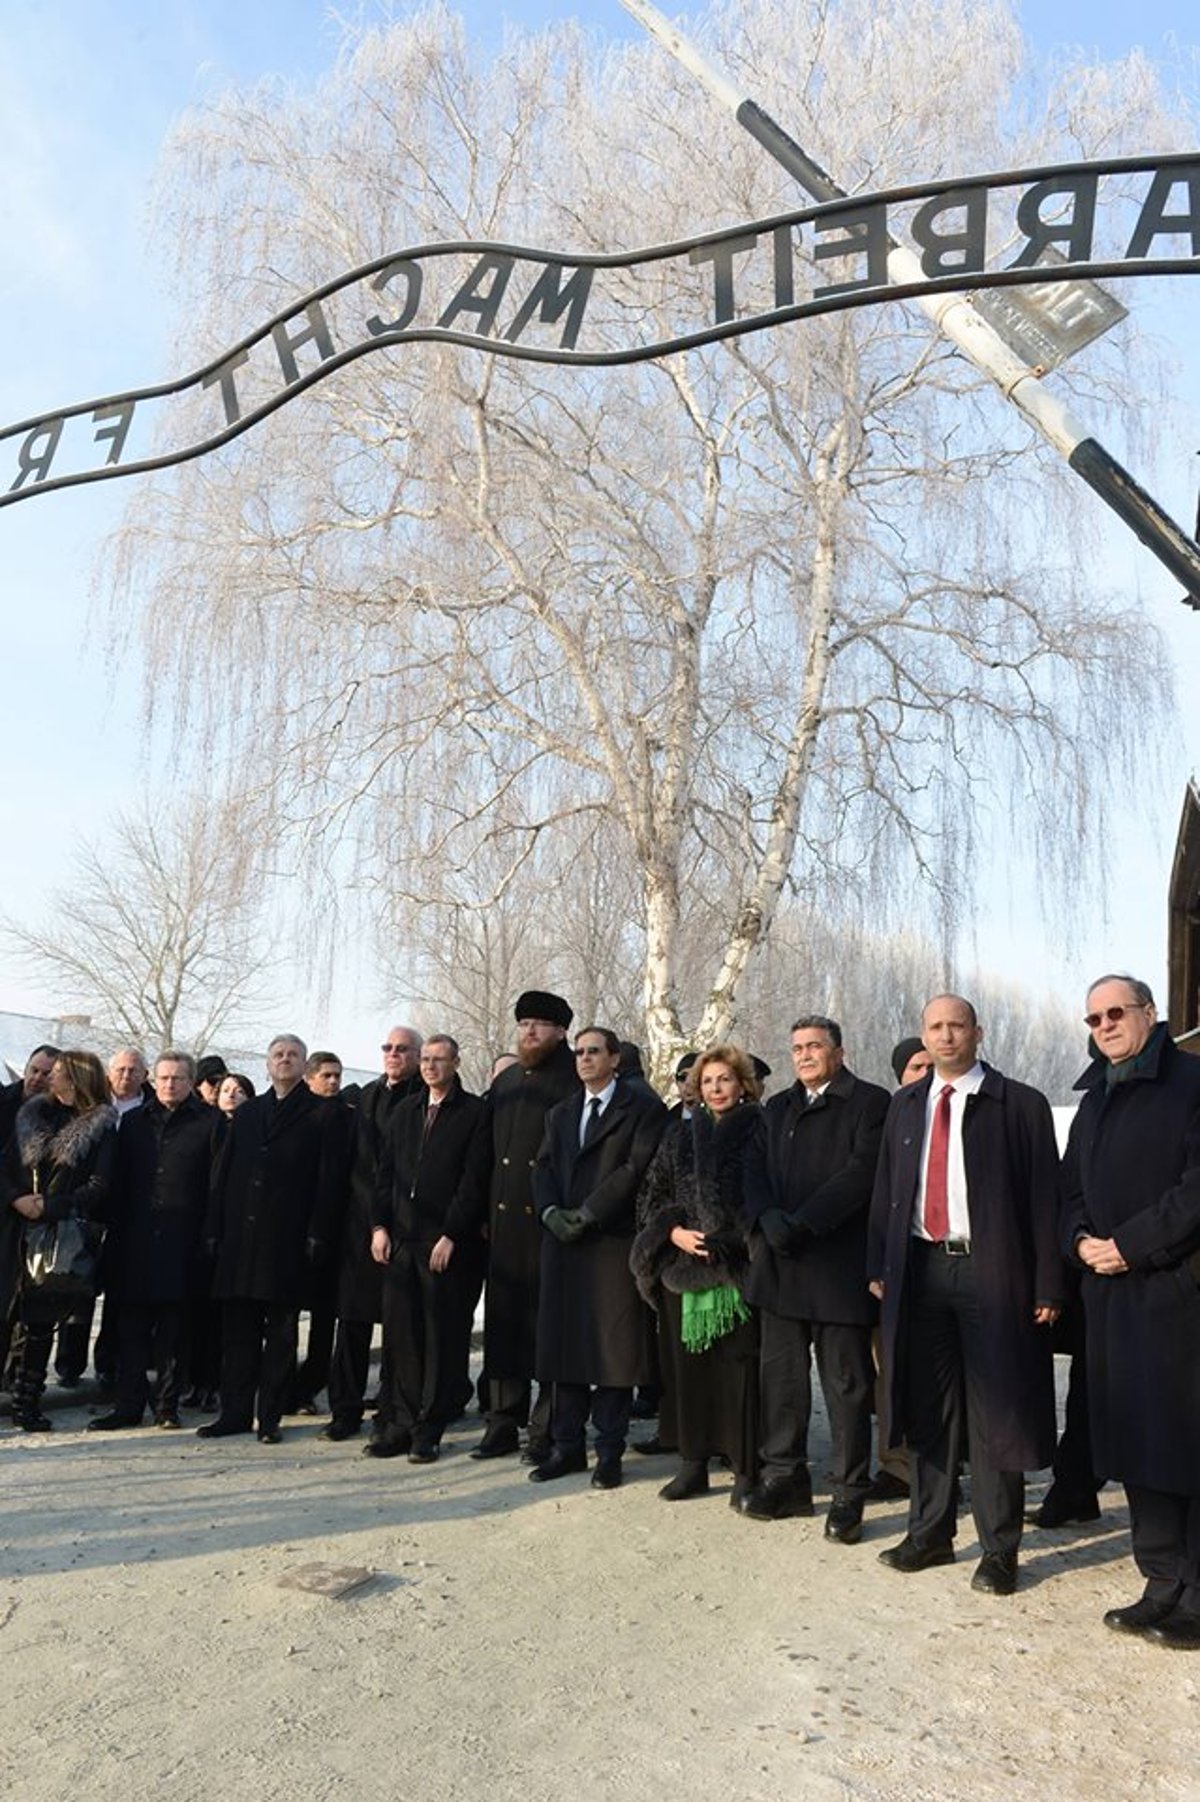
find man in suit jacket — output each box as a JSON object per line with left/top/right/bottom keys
{"left": 529, "top": 1026, "right": 668, "bottom": 1488}
{"left": 740, "top": 1015, "right": 890, "bottom": 1541}
{"left": 867, "top": 994, "right": 1064, "bottom": 1595}
{"left": 321, "top": 1024, "right": 423, "bottom": 1440}
{"left": 366, "top": 1035, "right": 490, "bottom": 1461}
{"left": 1062, "top": 973, "right": 1200, "bottom": 1647}
{"left": 202, "top": 1033, "right": 340, "bottom": 1444}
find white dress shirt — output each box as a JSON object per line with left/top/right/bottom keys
{"left": 913, "top": 1063, "right": 985, "bottom": 1241}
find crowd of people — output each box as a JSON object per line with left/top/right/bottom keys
{"left": 2, "top": 973, "right": 1199, "bottom": 1649}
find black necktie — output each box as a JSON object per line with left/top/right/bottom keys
{"left": 583, "top": 1095, "right": 603, "bottom": 1145}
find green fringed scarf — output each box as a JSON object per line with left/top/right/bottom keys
{"left": 680, "top": 1284, "right": 751, "bottom": 1353}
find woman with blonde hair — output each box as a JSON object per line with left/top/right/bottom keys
{"left": 631, "top": 1044, "right": 765, "bottom": 1504}
{"left": 2, "top": 1050, "right": 118, "bottom": 1430}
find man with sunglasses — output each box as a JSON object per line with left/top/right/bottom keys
{"left": 1063, "top": 974, "right": 1200, "bottom": 1648}
{"left": 320, "top": 1025, "right": 423, "bottom": 1441}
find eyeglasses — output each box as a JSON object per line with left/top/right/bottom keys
{"left": 575, "top": 1046, "right": 607, "bottom": 1057}
{"left": 382, "top": 1043, "right": 412, "bottom": 1054}
{"left": 1083, "top": 1004, "right": 1147, "bottom": 1029}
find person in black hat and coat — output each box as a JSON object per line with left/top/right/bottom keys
{"left": 471, "top": 989, "right": 577, "bottom": 1462}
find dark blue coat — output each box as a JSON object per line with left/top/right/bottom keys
{"left": 533, "top": 1078, "right": 667, "bottom": 1386}
{"left": 743, "top": 1068, "right": 889, "bottom": 1326}
{"left": 1061, "top": 1027, "right": 1200, "bottom": 1491}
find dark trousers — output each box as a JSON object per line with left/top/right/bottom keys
{"left": 1126, "top": 1483, "right": 1200, "bottom": 1612}
{"left": 489, "top": 1376, "right": 552, "bottom": 1446}
{"left": 293, "top": 1305, "right": 336, "bottom": 1405}
{"left": 218, "top": 1300, "right": 299, "bottom": 1433}
{"left": 183, "top": 1287, "right": 222, "bottom": 1394}
{"left": 758, "top": 1310, "right": 874, "bottom": 1498}
{"left": 115, "top": 1300, "right": 186, "bottom": 1419}
{"left": 551, "top": 1382, "right": 632, "bottom": 1461}
{"left": 326, "top": 1317, "right": 377, "bottom": 1428}
{"left": 378, "top": 1245, "right": 475, "bottom": 1446}
{"left": 1049, "top": 1298, "right": 1100, "bottom": 1503}
{"left": 54, "top": 1294, "right": 96, "bottom": 1380}
{"left": 904, "top": 1241, "right": 1024, "bottom": 1556}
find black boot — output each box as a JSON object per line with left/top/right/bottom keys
{"left": 12, "top": 1364, "right": 52, "bottom": 1432}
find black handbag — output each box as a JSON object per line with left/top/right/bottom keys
{"left": 24, "top": 1215, "right": 104, "bottom": 1297}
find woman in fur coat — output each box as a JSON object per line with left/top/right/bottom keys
{"left": 2, "top": 1050, "right": 118, "bottom": 1429}
{"left": 630, "top": 1045, "right": 764, "bottom": 1504}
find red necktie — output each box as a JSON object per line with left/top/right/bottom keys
{"left": 924, "top": 1085, "right": 953, "bottom": 1241}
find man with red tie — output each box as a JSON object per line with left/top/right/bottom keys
{"left": 866, "top": 994, "right": 1064, "bottom": 1594}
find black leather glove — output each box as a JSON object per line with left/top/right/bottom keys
{"left": 543, "top": 1207, "right": 588, "bottom": 1244}
{"left": 759, "top": 1209, "right": 799, "bottom": 1253}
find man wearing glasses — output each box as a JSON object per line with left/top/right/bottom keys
{"left": 528, "top": 1027, "right": 668, "bottom": 1488}
{"left": 1063, "top": 974, "right": 1200, "bottom": 1648}
{"left": 321, "top": 1025, "right": 423, "bottom": 1441}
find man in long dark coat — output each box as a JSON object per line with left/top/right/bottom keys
{"left": 366, "top": 1035, "right": 490, "bottom": 1461}
{"left": 202, "top": 1033, "right": 340, "bottom": 1443}
{"left": 1062, "top": 972, "right": 1200, "bottom": 1647}
{"left": 740, "top": 1015, "right": 889, "bottom": 1538}
{"left": 472, "top": 989, "right": 577, "bottom": 1461}
{"left": 88, "top": 1051, "right": 212, "bottom": 1430}
{"left": 321, "top": 1025, "right": 423, "bottom": 1440}
{"left": 867, "top": 993, "right": 1064, "bottom": 1594}
{"left": 529, "top": 1026, "right": 668, "bottom": 1488}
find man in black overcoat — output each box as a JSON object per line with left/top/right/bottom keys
{"left": 740, "top": 1015, "right": 889, "bottom": 1539}
{"left": 472, "top": 989, "right": 577, "bottom": 1461}
{"left": 89, "top": 1051, "right": 213, "bottom": 1430}
{"left": 867, "top": 993, "right": 1064, "bottom": 1595}
{"left": 529, "top": 1026, "right": 668, "bottom": 1488}
{"left": 365, "top": 1035, "right": 490, "bottom": 1461}
{"left": 321, "top": 1024, "right": 423, "bottom": 1440}
{"left": 1062, "top": 972, "right": 1200, "bottom": 1647}
{"left": 202, "top": 1033, "right": 340, "bottom": 1443}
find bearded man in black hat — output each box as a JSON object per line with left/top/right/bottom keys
{"left": 471, "top": 989, "right": 577, "bottom": 1462}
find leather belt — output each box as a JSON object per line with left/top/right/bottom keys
{"left": 917, "top": 1234, "right": 971, "bottom": 1257}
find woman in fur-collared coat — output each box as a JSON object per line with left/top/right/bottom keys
{"left": 1, "top": 1050, "right": 118, "bottom": 1430}
{"left": 631, "top": 1046, "right": 764, "bottom": 1503}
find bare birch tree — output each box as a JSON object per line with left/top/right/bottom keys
{"left": 108, "top": 0, "right": 1190, "bottom": 1081}
{"left": 1, "top": 798, "right": 272, "bottom": 1052}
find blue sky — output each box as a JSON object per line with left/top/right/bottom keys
{"left": 1, "top": 0, "right": 1197, "bottom": 1067}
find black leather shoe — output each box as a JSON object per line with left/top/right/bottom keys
{"left": 362, "top": 1432, "right": 412, "bottom": 1459}
{"left": 824, "top": 1499, "right": 865, "bottom": 1544}
{"left": 196, "top": 1417, "right": 251, "bottom": 1438}
{"left": 291, "top": 1399, "right": 319, "bottom": 1417}
{"left": 631, "top": 1435, "right": 667, "bottom": 1456}
{"left": 737, "top": 1476, "right": 814, "bottom": 1521}
{"left": 1145, "top": 1609, "right": 1200, "bottom": 1649}
{"left": 408, "top": 1442, "right": 440, "bottom": 1464}
{"left": 15, "top": 1411, "right": 53, "bottom": 1432}
{"left": 87, "top": 1411, "right": 144, "bottom": 1432}
{"left": 878, "top": 1534, "right": 955, "bottom": 1573}
{"left": 1104, "top": 1592, "right": 1181, "bottom": 1637}
{"left": 521, "top": 1439, "right": 553, "bottom": 1466}
{"left": 591, "top": 1459, "right": 623, "bottom": 1490}
{"left": 319, "top": 1418, "right": 361, "bottom": 1441}
{"left": 528, "top": 1447, "right": 588, "bottom": 1483}
{"left": 971, "top": 1551, "right": 1018, "bottom": 1595}
{"left": 659, "top": 1463, "right": 710, "bottom": 1501}
{"left": 1025, "top": 1490, "right": 1101, "bottom": 1528}
{"left": 867, "top": 1469, "right": 910, "bottom": 1502}
{"left": 470, "top": 1423, "right": 519, "bottom": 1460}
{"left": 155, "top": 1412, "right": 182, "bottom": 1429}
{"left": 257, "top": 1427, "right": 283, "bottom": 1445}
